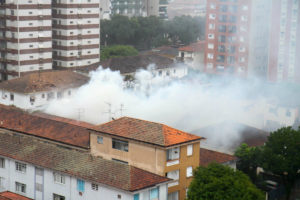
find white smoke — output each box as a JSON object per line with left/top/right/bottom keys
{"left": 43, "top": 65, "right": 297, "bottom": 151}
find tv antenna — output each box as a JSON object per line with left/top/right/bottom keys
{"left": 120, "top": 103, "right": 125, "bottom": 117}
{"left": 77, "top": 108, "right": 85, "bottom": 121}
{"left": 104, "top": 102, "right": 113, "bottom": 121}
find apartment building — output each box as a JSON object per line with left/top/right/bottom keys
{"left": 0, "top": 70, "right": 89, "bottom": 110}
{"left": 90, "top": 117, "right": 203, "bottom": 200}
{"left": 109, "top": 0, "right": 159, "bottom": 18}
{"left": 0, "top": 0, "right": 52, "bottom": 81}
{"left": 204, "top": 0, "right": 251, "bottom": 76}
{"left": 267, "top": 0, "right": 300, "bottom": 82}
{"left": 205, "top": 0, "right": 300, "bottom": 82}
{"left": 52, "top": 0, "right": 100, "bottom": 69}
{"left": 0, "top": 130, "right": 170, "bottom": 200}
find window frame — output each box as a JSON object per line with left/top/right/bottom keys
{"left": 53, "top": 173, "right": 66, "bottom": 184}
{"left": 112, "top": 138, "right": 129, "bottom": 152}
{"left": 0, "top": 157, "right": 4, "bottom": 168}
{"left": 15, "top": 162, "right": 26, "bottom": 173}
{"left": 15, "top": 182, "right": 26, "bottom": 193}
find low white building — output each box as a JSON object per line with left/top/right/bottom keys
{"left": 177, "top": 41, "right": 205, "bottom": 70}
{"left": 0, "top": 70, "right": 89, "bottom": 110}
{"left": 0, "top": 130, "right": 170, "bottom": 200}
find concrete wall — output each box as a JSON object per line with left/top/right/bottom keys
{"left": 0, "top": 155, "right": 168, "bottom": 200}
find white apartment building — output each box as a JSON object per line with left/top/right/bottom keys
{"left": 0, "top": 0, "right": 52, "bottom": 80}
{"left": 0, "top": 130, "right": 170, "bottom": 200}
{"left": 52, "top": 0, "right": 100, "bottom": 69}
{"left": 0, "top": 70, "right": 89, "bottom": 110}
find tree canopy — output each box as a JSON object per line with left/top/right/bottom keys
{"left": 187, "top": 163, "right": 265, "bottom": 200}
{"left": 100, "top": 45, "right": 138, "bottom": 61}
{"left": 101, "top": 15, "right": 205, "bottom": 50}
{"left": 235, "top": 127, "right": 300, "bottom": 200}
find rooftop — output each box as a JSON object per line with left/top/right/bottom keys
{"left": 178, "top": 41, "right": 206, "bottom": 53}
{"left": 0, "top": 105, "right": 90, "bottom": 149}
{"left": 0, "top": 131, "right": 170, "bottom": 192}
{"left": 93, "top": 117, "right": 202, "bottom": 147}
{"left": 0, "top": 70, "right": 89, "bottom": 94}
{"left": 200, "top": 148, "right": 237, "bottom": 167}
{"left": 74, "top": 53, "right": 175, "bottom": 75}
{"left": 0, "top": 192, "right": 32, "bottom": 200}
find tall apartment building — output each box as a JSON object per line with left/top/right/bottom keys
{"left": 52, "top": 0, "right": 100, "bottom": 69}
{"left": 205, "top": 0, "right": 300, "bottom": 82}
{"left": 0, "top": 0, "right": 52, "bottom": 81}
{"left": 267, "top": 0, "right": 300, "bottom": 82}
{"left": 104, "top": 0, "right": 159, "bottom": 18}
{"left": 204, "top": 0, "right": 251, "bottom": 76}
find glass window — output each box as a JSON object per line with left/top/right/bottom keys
{"left": 112, "top": 138, "right": 128, "bottom": 152}
{"left": 167, "top": 147, "right": 180, "bottom": 160}
{"left": 168, "top": 191, "right": 178, "bottom": 200}
{"left": 97, "top": 136, "right": 103, "bottom": 144}
{"left": 0, "top": 158, "right": 4, "bottom": 168}
{"left": 92, "top": 183, "right": 99, "bottom": 191}
{"left": 53, "top": 194, "right": 65, "bottom": 200}
{"left": 134, "top": 193, "right": 140, "bottom": 200}
{"left": 15, "top": 162, "right": 26, "bottom": 173}
{"left": 77, "top": 179, "right": 85, "bottom": 192}
{"left": 187, "top": 144, "right": 193, "bottom": 156}
{"left": 15, "top": 182, "right": 26, "bottom": 193}
{"left": 187, "top": 166, "right": 193, "bottom": 177}
{"left": 54, "top": 173, "right": 65, "bottom": 184}
{"left": 150, "top": 187, "right": 159, "bottom": 200}
{"left": 166, "top": 170, "right": 179, "bottom": 180}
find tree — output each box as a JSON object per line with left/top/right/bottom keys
{"left": 235, "top": 143, "right": 262, "bottom": 182}
{"left": 100, "top": 45, "right": 138, "bottom": 61}
{"left": 187, "top": 163, "right": 265, "bottom": 200}
{"left": 259, "top": 127, "right": 300, "bottom": 200}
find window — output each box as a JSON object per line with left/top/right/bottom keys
{"left": 187, "top": 144, "right": 193, "bottom": 156}
{"left": 186, "top": 166, "right": 193, "bottom": 177}
{"left": 167, "top": 147, "right": 180, "bottom": 160}
{"left": 166, "top": 170, "right": 179, "bottom": 180}
{"left": 15, "top": 162, "right": 26, "bottom": 173}
{"left": 91, "top": 183, "right": 98, "bottom": 191}
{"left": 207, "top": 53, "right": 214, "bottom": 59}
{"left": 150, "top": 187, "right": 159, "bottom": 200}
{"left": 0, "top": 158, "right": 4, "bottom": 168}
{"left": 208, "top": 34, "right": 214, "bottom": 39}
{"left": 53, "top": 173, "right": 65, "bottom": 184}
{"left": 97, "top": 136, "right": 103, "bottom": 144}
{"left": 112, "top": 139, "right": 128, "bottom": 152}
{"left": 36, "top": 183, "right": 43, "bottom": 192}
{"left": 77, "top": 179, "right": 85, "bottom": 192}
{"left": 134, "top": 193, "right": 140, "bottom": 200}
{"left": 47, "top": 92, "right": 54, "bottom": 100}
{"left": 15, "top": 182, "right": 26, "bottom": 193}
{"left": 208, "top": 23, "right": 215, "bottom": 30}
{"left": 30, "top": 96, "right": 35, "bottom": 104}
{"left": 168, "top": 191, "right": 178, "bottom": 200}
{"left": 209, "top": 14, "right": 216, "bottom": 19}
{"left": 53, "top": 194, "right": 65, "bottom": 200}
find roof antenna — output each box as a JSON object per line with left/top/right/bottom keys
{"left": 104, "top": 102, "right": 112, "bottom": 121}
{"left": 77, "top": 108, "right": 85, "bottom": 121}
{"left": 120, "top": 103, "right": 125, "bottom": 117}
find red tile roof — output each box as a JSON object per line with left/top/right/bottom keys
{"left": 0, "top": 191, "right": 32, "bottom": 200}
{"left": 32, "top": 112, "right": 94, "bottom": 128}
{"left": 0, "top": 70, "right": 89, "bottom": 94}
{"left": 0, "top": 131, "right": 170, "bottom": 192}
{"left": 200, "top": 148, "right": 237, "bottom": 167}
{"left": 178, "top": 41, "right": 206, "bottom": 52}
{"left": 0, "top": 105, "right": 90, "bottom": 149}
{"left": 93, "top": 117, "right": 202, "bottom": 147}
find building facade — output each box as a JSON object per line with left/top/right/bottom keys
{"left": 0, "top": 127, "right": 170, "bottom": 200}
{"left": 52, "top": 0, "right": 100, "bottom": 69}
{"left": 0, "top": 0, "right": 52, "bottom": 80}
{"left": 205, "top": 0, "right": 300, "bottom": 82}
{"left": 204, "top": 0, "right": 252, "bottom": 76}
{"left": 90, "top": 117, "right": 203, "bottom": 200}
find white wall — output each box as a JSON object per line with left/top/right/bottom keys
{"left": 0, "top": 87, "right": 78, "bottom": 110}
{"left": 0, "top": 156, "right": 168, "bottom": 200}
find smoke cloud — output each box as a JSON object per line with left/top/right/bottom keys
{"left": 43, "top": 65, "right": 297, "bottom": 152}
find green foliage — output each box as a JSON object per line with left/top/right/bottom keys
{"left": 187, "top": 163, "right": 265, "bottom": 200}
{"left": 260, "top": 127, "right": 300, "bottom": 199}
{"left": 100, "top": 45, "right": 138, "bottom": 60}
{"left": 100, "top": 15, "right": 205, "bottom": 50}
{"left": 235, "top": 143, "right": 262, "bottom": 182}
